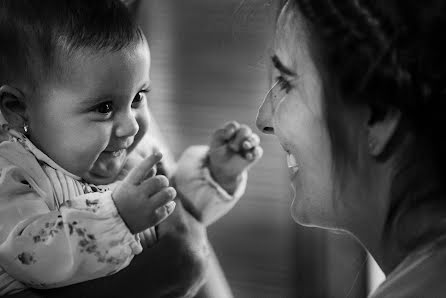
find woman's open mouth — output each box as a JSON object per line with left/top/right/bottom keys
{"left": 287, "top": 153, "right": 299, "bottom": 177}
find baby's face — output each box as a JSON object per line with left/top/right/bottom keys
{"left": 26, "top": 41, "right": 151, "bottom": 184}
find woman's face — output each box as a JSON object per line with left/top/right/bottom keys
{"left": 256, "top": 4, "right": 354, "bottom": 228}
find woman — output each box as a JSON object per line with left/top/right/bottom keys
{"left": 256, "top": 0, "right": 446, "bottom": 296}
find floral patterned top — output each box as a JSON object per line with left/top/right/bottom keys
{"left": 0, "top": 125, "right": 247, "bottom": 295}
{"left": 0, "top": 126, "right": 148, "bottom": 294}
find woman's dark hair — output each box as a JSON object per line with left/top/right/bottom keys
{"left": 0, "top": 0, "right": 143, "bottom": 86}
{"left": 286, "top": 0, "right": 446, "bottom": 251}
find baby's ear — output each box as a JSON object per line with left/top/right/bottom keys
{"left": 0, "top": 85, "right": 27, "bottom": 128}
{"left": 366, "top": 104, "right": 401, "bottom": 157}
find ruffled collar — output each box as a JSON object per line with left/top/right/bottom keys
{"left": 2, "top": 124, "right": 82, "bottom": 181}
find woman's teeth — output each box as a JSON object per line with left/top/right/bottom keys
{"left": 287, "top": 153, "right": 299, "bottom": 173}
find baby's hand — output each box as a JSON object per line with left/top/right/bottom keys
{"left": 208, "top": 121, "right": 263, "bottom": 194}
{"left": 112, "top": 152, "right": 177, "bottom": 234}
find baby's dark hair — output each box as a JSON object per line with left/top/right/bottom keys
{"left": 287, "top": 0, "right": 446, "bottom": 251}
{"left": 0, "top": 0, "right": 143, "bottom": 87}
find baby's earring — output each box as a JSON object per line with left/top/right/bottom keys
{"left": 23, "top": 122, "right": 29, "bottom": 135}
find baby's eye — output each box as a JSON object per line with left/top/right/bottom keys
{"left": 132, "top": 90, "right": 148, "bottom": 108}
{"left": 94, "top": 102, "right": 113, "bottom": 114}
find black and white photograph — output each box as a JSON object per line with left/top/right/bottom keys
{"left": 0, "top": 0, "right": 444, "bottom": 297}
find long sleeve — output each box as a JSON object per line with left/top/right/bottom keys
{"left": 174, "top": 145, "right": 247, "bottom": 226}
{"left": 0, "top": 153, "right": 141, "bottom": 292}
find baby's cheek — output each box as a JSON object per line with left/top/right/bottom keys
{"left": 126, "top": 114, "right": 149, "bottom": 158}
{"left": 136, "top": 112, "right": 149, "bottom": 136}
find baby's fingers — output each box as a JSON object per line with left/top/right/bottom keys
{"left": 210, "top": 121, "right": 240, "bottom": 148}
{"left": 145, "top": 189, "right": 177, "bottom": 227}
{"left": 244, "top": 145, "right": 263, "bottom": 162}
{"left": 228, "top": 125, "right": 252, "bottom": 152}
{"left": 140, "top": 175, "right": 170, "bottom": 196}
{"left": 125, "top": 152, "right": 162, "bottom": 185}
{"left": 240, "top": 133, "right": 260, "bottom": 151}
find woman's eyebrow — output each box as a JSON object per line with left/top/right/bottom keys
{"left": 271, "top": 55, "right": 297, "bottom": 76}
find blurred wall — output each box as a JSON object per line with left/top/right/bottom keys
{"left": 136, "top": 1, "right": 368, "bottom": 297}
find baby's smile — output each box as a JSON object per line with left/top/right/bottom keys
{"left": 103, "top": 148, "right": 126, "bottom": 158}
{"left": 87, "top": 147, "right": 130, "bottom": 182}
{"left": 111, "top": 149, "right": 125, "bottom": 157}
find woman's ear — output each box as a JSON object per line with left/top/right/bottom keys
{"left": 0, "top": 85, "right": 28, "bottom": 128}
{"left": 367, "top": 105, "right": 401, "bottom": 156}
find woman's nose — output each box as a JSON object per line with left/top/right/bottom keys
{"left": 115, "top": 109, "right": 139, "bottom": 138}
{"left": 256, "top": 89, "right": 275, "bottom": 134}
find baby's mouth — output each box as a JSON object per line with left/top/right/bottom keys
{"left": 95, "top": 148, "right": 128, "bottom": 170}
{"left": 111, "top": 149, "right": 125, "bottom": 157}
{"left": 102, "top": 147, "right": 127, "bottom": 158}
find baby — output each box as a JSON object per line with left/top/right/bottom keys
{"left": 0, "top": 0, "right": 262, "bottom": 294}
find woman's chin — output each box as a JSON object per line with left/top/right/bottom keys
{"left": 289, "top": 181, "right": 312, "bottom": 226}
{"left": 290, "top": 198, "right": 311, "bottom": 226}
{"left": 291, "top": 197, "right": 339, "bottom": 230}
{"left": 290, "top": 193, "right": 322, "bottom": 228}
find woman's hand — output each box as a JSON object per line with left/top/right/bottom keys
{"left": 154, "top": 198, "right": 210, "bottom": 297}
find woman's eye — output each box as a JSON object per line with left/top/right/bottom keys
{"left": 94, "top": 102, "right": 113, "bottom": 114}
{"left": 276, "top": 76, "right": 292, "bottom": 93}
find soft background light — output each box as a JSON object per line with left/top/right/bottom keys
{"left": 135, "top": 0, "right": 371, "bottom": 296}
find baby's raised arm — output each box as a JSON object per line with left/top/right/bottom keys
{"left": 174, "top": 121, "right": 262, "bottom": 226}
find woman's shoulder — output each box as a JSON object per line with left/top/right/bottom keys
{"left": 370, "top": 236, "right": 446, "bottom": 298}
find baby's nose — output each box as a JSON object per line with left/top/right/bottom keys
{"left": 115, "top": 111, "right": 139, "bottom": 138}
